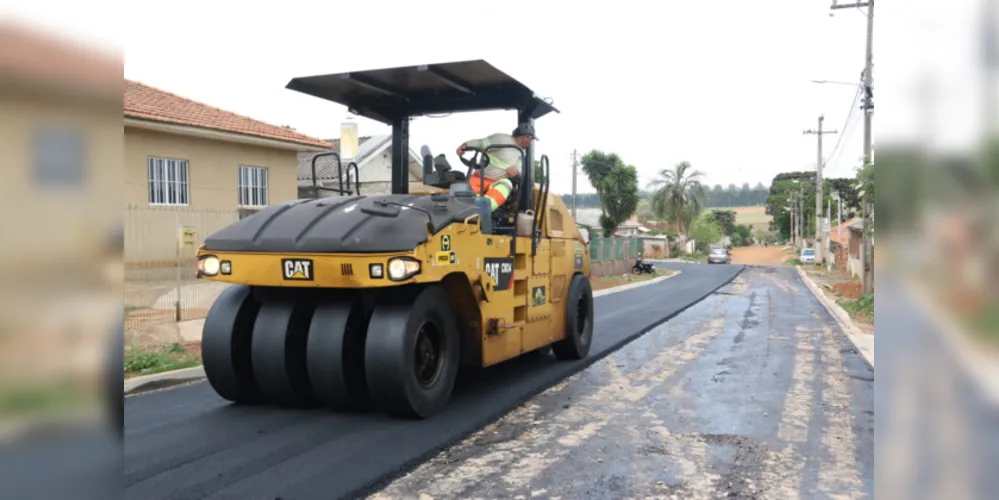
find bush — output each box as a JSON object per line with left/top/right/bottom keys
{"left": 839, "top": 293, "right": 874, "bottom": 319}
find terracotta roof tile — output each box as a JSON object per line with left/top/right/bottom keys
{"left": 830, "top": 217, "right": 860, "bottom": 245}
{"left": 124, "top": 79, "right": 331, "bottom": 149}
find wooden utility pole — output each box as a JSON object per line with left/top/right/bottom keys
{"left": 804, "top": 115, "right": 838, "bottom": 264}
{"left": 832, "top": 0, "right": 875, "bottom": 294}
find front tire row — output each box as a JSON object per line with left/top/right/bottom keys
{"left": 202, "top": 275, "right": 594, "bottom": 419}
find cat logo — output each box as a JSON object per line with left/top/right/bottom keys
{"left": 282, "top": 258, "right": 314, "bottom": 281}
{"left": 532, "top": 286, "right": 546, "bottom": 307}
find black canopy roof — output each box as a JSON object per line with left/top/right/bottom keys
{"left": 286, "top": 60, "right": 558, "bottom": 124}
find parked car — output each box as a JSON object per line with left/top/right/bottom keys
{"left": 799, "top": 247, "right": 816, "bottom": 265}
{"left": 707, "top": 247, "right": 731, "bottom": 264}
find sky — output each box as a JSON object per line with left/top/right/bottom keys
{"left": 1, "top": 0, "right": 988, "bottom": 195}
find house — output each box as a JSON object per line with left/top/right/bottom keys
{"left": 847, "top": 219, "right": 865, "bottom": 278}
{"left": 614, "top": 216, "right": 650, "bottom": 238}
{"left": 124, "top": 79, "right": 331, "bottom": 262}
{"left": 828, "top": 217, "right": 860, "bottom": 272}
{"left": 298, "top": 121, "right": 428, "bottom": 197}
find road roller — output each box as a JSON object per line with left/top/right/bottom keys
{"left": 195, "top": 60, "right": 594, "bottom": 418}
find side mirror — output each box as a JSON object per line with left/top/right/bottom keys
{"left": 578, "top": 227, "right": 590, "bottom": 243}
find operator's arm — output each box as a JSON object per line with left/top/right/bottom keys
{"left": 457, "top": 138, "right": 485, "bottom": 156}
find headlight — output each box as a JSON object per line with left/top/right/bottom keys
{"left": 199, "top": 255, "right": 220, "bottom": 276}
{"left": 387, "top": 257, "right": 421, "bottom": 281}
{"left": 369, "top": 263, "right": 384, "bottom": 279}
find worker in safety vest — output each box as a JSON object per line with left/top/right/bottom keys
{"left": 456, "top": 122, "right": 536, "bottom": 211}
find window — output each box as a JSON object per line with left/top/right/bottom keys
{"left": 238, "top": 166, "right": 269, "bottom": 208}
{"left": 34, "top": 125, "right": 86, "bottom": 188}
{"left": 148, "top": 157, "right": 189, "bottom": 205}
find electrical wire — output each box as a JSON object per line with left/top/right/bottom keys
{"left": 823, "top": 85, "right": 863, "bottom": 174}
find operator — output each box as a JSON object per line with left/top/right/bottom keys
{"left": 456, "top": 122, "right": 537, "bottom": 211}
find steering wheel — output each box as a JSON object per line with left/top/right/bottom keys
{"left": 458, "top": 146, "right": 486, "bottom": 172}
{"left": 458, "top": 145, "right": 524, "bottom": 197}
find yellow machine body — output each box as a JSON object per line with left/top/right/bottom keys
{"left": 197, "top": 188, "right": 591, "bottom": 367}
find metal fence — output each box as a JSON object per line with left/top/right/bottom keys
{"left": 589, "top": 237, "right": 642, "bottom": 262}
{"left": 124, "top": 205, "right": 237, "bottom": 332}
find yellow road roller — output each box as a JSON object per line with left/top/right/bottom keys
{"left": 195, "top": 60, "right": 594, "bottom": 418}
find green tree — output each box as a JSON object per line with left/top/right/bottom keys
{"left": 598, "top": 163, "right": 640, "bottom": 237}
{"left": 647, "top": 161, "right": 707, "bottom": 235}
{"left": 689, "top": 213, "right": 723, "bottom": 253}
{"left": 732, "top": 224, "right": 753, "bottom": 246}
{"left": 709, "top": 209, "right": 737, "bottom": 236}
{"left": 580, "top": 150, "right": 622, "bottom": 216}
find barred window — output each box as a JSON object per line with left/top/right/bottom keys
{"left": 148, "top": 157, "right": 190, "bottom": 205}
{"left": 238, "top": 166, "right": 268, "bottom": 208}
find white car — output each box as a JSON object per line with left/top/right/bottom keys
{"left": 800, "top": 248, "right": 816, "bottom": 265}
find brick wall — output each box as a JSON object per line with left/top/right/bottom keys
{"left": 591, "top": 258, "right": 637, "bottom": 277}
{"left": 832, "top": 242, "right": 848, "bottom": 271}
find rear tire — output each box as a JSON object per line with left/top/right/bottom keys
{"left": 364, "top": 285, "right": 461, "bottom": 418}
{"left": 202, "top": 285, "right": 263, "bottom": 404}
{"left": 251, "top": 298, "right": 317, "bottom": 408}
{"left": 552, "top": 275, "right": 594, "bottom": 360}
{"left": 307, "top": 298, "right": 374, "bottom": 411}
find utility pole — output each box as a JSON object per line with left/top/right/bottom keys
{"left": 570, "top": 149, "right": 579, "bottom": 220}
{"left": 832, "top": 0, "right": 875, "bottom": 294}
{"left": 827, "top": 197, "right": 833, "bottom": 270}
{"left": 804, "top": 115, "right": 838, "bottom": 264}
{"left": 789, "top": 193, "right": 796, "bottom": 247}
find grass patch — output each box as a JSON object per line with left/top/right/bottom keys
{"left": 675, "top": 252, "right": 706, "bottom": 263}
{"left": 591, "top": 268, "right": 675, "bottom": 291}
{"left": 838, "top": 292, "right": 874, "bottom": 323}
{"left": 125, "top": 342, "right": 201, "bottom": 377}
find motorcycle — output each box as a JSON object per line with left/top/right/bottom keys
{"left": 632, "top": 256, "right": 656, "bottom": 275}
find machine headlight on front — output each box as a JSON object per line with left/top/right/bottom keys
{"left": 387, "top": 257, "right": 421, "bottom": 281}
{"left": 198, "top": 255, "right": 221, "bottom": 276}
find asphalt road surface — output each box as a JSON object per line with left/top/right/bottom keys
{"left": 371, "top": 265, "right": 875, "bottom": 499}
{"left": 124, "top": 262, "right": 742, "bottom": 500}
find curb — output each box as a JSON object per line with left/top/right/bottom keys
{"left": 125, "top": 366, "right": 206, "bottom": 396}
{"left": 593, "top": 269, "right": 681, "bottom": 297}
{"left": 124, "top": 271, "right": 681, "bottom": 396}
{"left": 906, "top": 279, "right": 999, "bottom": 408}
{"left": 795, "top": 266, "right": 875, "bottom": 368}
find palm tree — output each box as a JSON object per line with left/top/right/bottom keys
{"left": 647, "top": 161, "right": 707, "bottom": 234}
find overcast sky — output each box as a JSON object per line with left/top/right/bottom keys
{"left": 3, "top": 0, "right": 988, "bottom": 195}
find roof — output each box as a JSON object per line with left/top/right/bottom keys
{"left": 297, "top": 135, "right": 379, "bottom": 181}
{"left": 0, "top": 22, "right": 120, "bottom": 92}
{"left": 124, "top": 80, "right": 331, "bottom": 149}
{"left": 286, "top": 60, "right": 559, "bottom": 124}
{"left": 297, "top": 134, "right": 423, "bottom": 182}
{"left": 830, "top": 217, "right": 860, "bottom": 245}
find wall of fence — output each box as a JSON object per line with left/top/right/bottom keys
{"left": 589, "top": 237, "right": 643, "bottom": 262}
{"left": 125, "top": 205, "right": 237, "bottom": 332}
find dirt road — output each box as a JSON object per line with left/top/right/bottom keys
{"left": 730, "top": 245, "right": 792, "bottom": 266}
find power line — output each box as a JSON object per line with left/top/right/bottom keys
{"left": 823, "top": 85, "right": 862, "bottom": 167}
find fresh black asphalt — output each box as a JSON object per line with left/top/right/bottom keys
{"left": 123, "top": 262, "right": 743, "bottom": 500}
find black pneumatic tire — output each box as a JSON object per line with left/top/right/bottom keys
{"left": 202, "top": 285, "right": 263, "bottom": 404}
{"left": 364, "top": 285, "right": 461, "bottom": 418}
{"left": 552, "top": 274, "right": 594, "bottom": 360}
